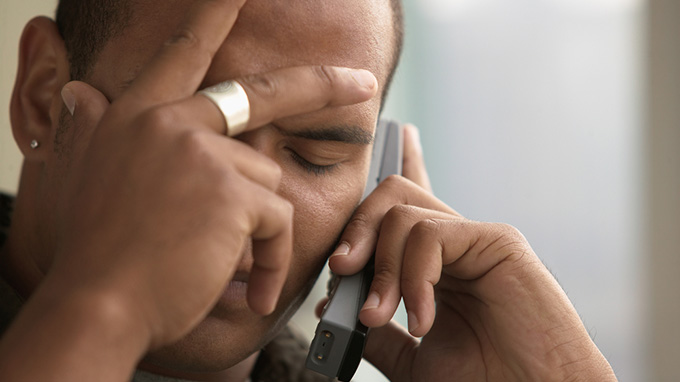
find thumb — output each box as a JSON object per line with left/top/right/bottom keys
{"left": 363, "top": 320, "right": 417, "bottom": 380}
{"left": 60, "top": 81, "right": 110, "bottom": 156}
{"left": 402, "top": 124, "right": 432, "bottom": 193}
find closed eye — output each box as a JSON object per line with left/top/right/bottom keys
{"left": 287, "top": 149, "right": 339, "bottom": 176}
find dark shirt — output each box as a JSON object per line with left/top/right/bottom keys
{"left": 0, "top": 193, "right": 335, "bottom": 382}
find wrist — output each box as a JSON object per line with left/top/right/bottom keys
{"left": 41, "top": 270, "right": 154, "bottom": 352}
{"left": 0, "top": 272, "right": 151, "bottom": 380}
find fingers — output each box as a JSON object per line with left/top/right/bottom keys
{"left": 359, "top": 206, "right": 453, "bottom": 329}
{"left": 362, "top": 320, "right": 417, "bottom": 381}
{"left": 223, "top": 140, "right": 282, "bottom": 192}
{"left": 247, "top": 197, "right": 294, "bottom": 315}
{"left": 329, "top": 175, "right": 458, "bottom": 276}
{"left": 60, "top": 81, "right": 111, "bottom": 161}
{"left": 239, "top": 65, "right": 377, "bottom": 130}
{"left": 154, "top": 65, "right": 376, "bottom": 139}
{"left": 61, "top": 81, "right": 110, "bottom": 126}
{"left": 152, "top": 112, "right": 284, "bottom": 190}
{"left": 191, "top": 65, "right": 378, "bottom": 136}
{"left": 402, "top": 124, "right": 432, "bottom": 193}
{"left": 314, "top": 297, "right": 329, "bottom": 318}
{"left": 188, "top": 133, "right": 291, "bottom": 315}
{"left": 400, "top": 220, "right": 532, "bottom": 337}
{"left": 357, "top": 217, "right": 531, "bottom": 337}
{"left": 326, "top": 175, "right": 460, "bottom": 336}
{"left": 123, "top": 0, "right": 247, "bottom": 106}
{"left": 399, "top": 219, "right": 445, "bottom": 337}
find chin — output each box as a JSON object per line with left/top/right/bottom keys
{"left": 141, "top": 267, "right": 320, "bottom": 374}
{"left": 142, "top": 313, "right": 282, "bottom": 373}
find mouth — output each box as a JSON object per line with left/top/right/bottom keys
{"left": 216, "top": 270, "right": 250, "bottom": 310}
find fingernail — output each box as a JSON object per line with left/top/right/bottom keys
{"left": 329, "top": 242, "right": 350, "bottom": 258}
{"left": 61, "top": 87, "right": 76, "bottom": 116}
{"left": 407, "top": 310, "right": 419, "bottom": 333}
{"left": 362, "top": 292, "right": 380, "bottom": 311}
{"left": 348, "top": 69, "right": 377, "bottom": 90}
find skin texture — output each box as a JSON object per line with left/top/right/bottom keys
{"left": 3, "top": 0, "right": 393, "bottom": 380}
{"left": 0, "top": 0, "right": 618, "bottom": 381}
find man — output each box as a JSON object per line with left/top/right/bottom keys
{"left": 0, "top": 0, "right": 617, "bottom": 381}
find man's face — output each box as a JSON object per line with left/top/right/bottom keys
{"left": 74, "top": 0, "right": 394, "bottom": 373}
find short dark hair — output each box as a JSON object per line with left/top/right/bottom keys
{"left": 56, "top": 0, "right": 404, "bottom": 94}
{"left": 56, "top": 0, "right": 132, "bottom": 81}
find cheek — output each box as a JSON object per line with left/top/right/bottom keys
{"left": 280, "top": 167, "right": 367, "bottom": 269}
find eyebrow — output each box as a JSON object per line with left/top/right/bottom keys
{"left": 280, "top": 125, "right": 374, "bottom": 145}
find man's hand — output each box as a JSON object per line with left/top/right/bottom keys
{"left": 53, "top": 0, "right": 378, "bottom": 348}
{"left": 328, "top": 124, "right": 617, "bottom": 381}
{"left": 0, "top": 0, "right": 377, "bottom": 380}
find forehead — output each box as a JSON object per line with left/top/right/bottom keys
{"left": 95, "top": 0, "right": 394, "bottom": 99}
{"left": 225, "top": 0, "right": 393, "bottom": 73}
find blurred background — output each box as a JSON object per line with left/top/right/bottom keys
{"left": 1, "top": 0, "right": 678, "bottom": 381}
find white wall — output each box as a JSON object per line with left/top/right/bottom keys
{"left": 378, "top": 0, "right": 646, "bottom": 380}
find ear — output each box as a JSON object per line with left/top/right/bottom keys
{"left": 10, "top": 16, "right": 71, "bottom": 162}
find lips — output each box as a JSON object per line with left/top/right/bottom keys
{"left": 209, "top": 271, "right": 253, "bottom": 322}
{"left": 230, "top": 270, "right": 250, "bottom": 284}
{"left": 213, "top": 242, "right": 254, "bottom": 313}
{"left": 214, "top": 270, "right": 251, "bottom": 311}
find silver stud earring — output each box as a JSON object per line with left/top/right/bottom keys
{"left": 30, "top": 140, "right": 39, "bottom": 149}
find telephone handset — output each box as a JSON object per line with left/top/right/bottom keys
{"left": 306, "top": 120, "right": 403, "bottom": 381}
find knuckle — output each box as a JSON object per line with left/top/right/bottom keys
{"left": 410, "top": 218, "right": 441, "bottom": 239}
{"left": 382, "top": 206, "right": 418, "bottom": 233}
{"left": 176, "top": 130, "right": 206, "bottom": 153}
{"left": 165, "top": 29, "right": 212, "bottom": 68}
{"left": 383, "top": 174, "right": 403, "bottom": 185}
{"left": 373, "top": 253, "right": 400, "bottom": 282}
{"left": 346, "top": 210, "right": 375, "bottom": 236}
{"left": 369, "top": 271, "right": 393, "bottom": 294}
{"left": 241, "top": 73, "right": 280, "bottom": 100}
{"left": 140, "top": 107, "right": 173, "bottom": 128}
{"left": 175, "top": 131, "right": 219, "bottom": 169}
{"left": 382, "top": 174, "right": 408, "bottom": 191}
{"left": 493, "top": 222, "right": 526, "bottom": 243}
{"left": 485, "top": 222, "right": 533, "bottom": 263}
{"left": 370, "top": 175, "right": 409, "bottom": 202}
{"left": 383, "top": 204, "right": 416, "bottom": 223}
{"left": 166, "top": 28, "right": 199, "bottom": 46}
{"left": 311, "top": 65, "right": 335, "bottom": 91}
{"left": 136, "top": 107, "right": 177, "bottom": 137}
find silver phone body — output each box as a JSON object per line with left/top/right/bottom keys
{"left": 306, "top": 120, "right": 403, "bottom": 381}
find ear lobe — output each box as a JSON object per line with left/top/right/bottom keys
{"left": 10, "top": 16, "right": 70, "bottom": 161}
